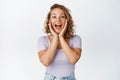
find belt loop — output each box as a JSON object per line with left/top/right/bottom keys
{"left": 53, "top": 76, "right": 56, "bottom": 80}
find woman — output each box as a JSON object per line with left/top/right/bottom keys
{"left": 38, "top": 3, "right": 82, "bottom": 80}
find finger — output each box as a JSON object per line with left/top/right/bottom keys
{"left": 48, "top": 21, "right": 55, "bottom": 35}
{"left": 59, "top": 20, "right": 67, "bottom": 36}
{"left": 48, "top": 21, "right": 53, "bottom": 31}
{"left": 48, "top": 24, "right": 53, "bottom": 32}
{"left": 63, "top": 20, "right": 68, "bottom": 31}
{"left": 65, "top": 20, "right": 67, "bottom": 28}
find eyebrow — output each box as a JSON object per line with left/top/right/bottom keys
{"left": 51, "top": 13, "right": 65, "bottom": 15}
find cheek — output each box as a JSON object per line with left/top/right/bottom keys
{"left": 63, "top": 19, "right": 66, "bottom": 23}
{"left": 50, "top": 20, "right": 54, "bottom": 26}
{"left": 62, "top": 21, "right": 66, "bottom": 25}
{"left": 51, "top": 21, "right": 54, "bottom": 25}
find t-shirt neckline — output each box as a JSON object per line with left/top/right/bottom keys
{"left": 46, "top": 36, "right": 72, "bottom": 50}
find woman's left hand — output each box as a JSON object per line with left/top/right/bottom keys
{"left": 59, "top": 20, "right": 67, "bottom": 38}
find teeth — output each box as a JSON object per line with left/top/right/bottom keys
{"left": 55, "top": 25, "right": 61, "bottom": 28}
{"left": 55, "top": 22, "right": 62, "bottom": 25}
{"left": 55, "top": 23, "right": 62, "bottom": 28}
{"left": 55, "top": 24, "right": 61, "bottom": 26}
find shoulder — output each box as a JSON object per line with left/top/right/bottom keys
{"left": 70, "top": 35, "right": 82, "bottom": 48}
{"left": 38, "top": 36, "right": 48, "bottom": 41}
{"left": 71, "top": 35, "right": 81, "bottom": 40}
{"left": 38, "top": 36, "right": 48, "bottom": 39}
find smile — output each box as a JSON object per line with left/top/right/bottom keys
{"left": 55, "top": 23, "right": 62, "bottom": 29}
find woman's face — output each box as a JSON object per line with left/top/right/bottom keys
{"left": 50, "top": 8, "right": 66, "bottom": 34}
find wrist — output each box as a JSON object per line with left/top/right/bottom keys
{"left": 53, "top": 36, "right": 59, "bottom": 41}
{"left": 59, "top": 36, "right": 64, "bottom": 41}
{"left": 59, "top": 35, "right": 64, "bottom": 38}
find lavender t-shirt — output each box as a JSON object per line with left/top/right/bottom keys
{"left": 37, "top": 35, "right": 82, "bottom": 77}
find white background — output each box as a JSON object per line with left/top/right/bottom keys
{"left": 0, "top": 0, "right": 120, "bottom": 80}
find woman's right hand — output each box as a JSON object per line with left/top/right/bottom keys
{"left": 48, "top": 21, "right": 58, "bottom": 38}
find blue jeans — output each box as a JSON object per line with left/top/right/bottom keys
{"left": 43, "top": 73, "right": 76, "bottom": 80}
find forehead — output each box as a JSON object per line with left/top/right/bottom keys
{"left": 51, "top": 8, "right": 64, "bottom": 15}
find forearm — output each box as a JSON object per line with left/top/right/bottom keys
{"left": 40, "top": 37, "right": 58, "bottom": 66}
{"left": 59, "top": 37, "right": 80, "bottom": 64}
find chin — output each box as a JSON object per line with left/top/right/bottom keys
{"left": 55, "top": 30, "right": 61, "bottom": 34}
{"left": 55, "top": 32, "right": 60, "bottom": 34}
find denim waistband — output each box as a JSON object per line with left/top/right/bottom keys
{"left": 44, "top": 72, "right": 76, "bottom": 80}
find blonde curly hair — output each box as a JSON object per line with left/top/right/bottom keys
{"left": 44, "top": 3, "right": 74, "bottom": 39}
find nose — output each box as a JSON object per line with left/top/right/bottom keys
{"left": 56, "top": 17, "right": 61, "bottom": 22}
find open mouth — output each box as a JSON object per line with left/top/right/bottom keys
{"left": 55, "top": 23, "right": 62, "bottom": 29}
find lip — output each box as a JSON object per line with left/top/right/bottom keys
{"left": 55, "top": 24, "right": 62, "bottom": 29}
{"left": 54, "top": 22, "right": 62, "bottom": 29}
{"left": 51, "top": 21, "right": 64, "bottom": 33}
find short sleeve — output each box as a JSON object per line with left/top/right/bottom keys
{"left": 37, "top": 36, "right": 48, "bottom": 53}
{"left": 71, "top": 35, "right": 82, "bottom": 49}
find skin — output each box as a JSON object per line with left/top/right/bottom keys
{"left": 38, "top": 8, "right": 82, "bottom": 66}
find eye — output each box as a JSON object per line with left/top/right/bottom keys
{"left": 51, "top": 16, "right": 56, "bottom": 18}
{"left": 60, "top": 15, "right": 65, "bottom": 18}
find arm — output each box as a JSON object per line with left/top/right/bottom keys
{"left": 38, "top": 37, "right": 58, "bottom": 66}
{"left": 59, "top": 20, "right": 82, "bottom": 64}
{"left": 38, "top": 22, "right": 59, "bottom": 66}
{"left": 59, "top": 36, "right": 81, "bottom": 64}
